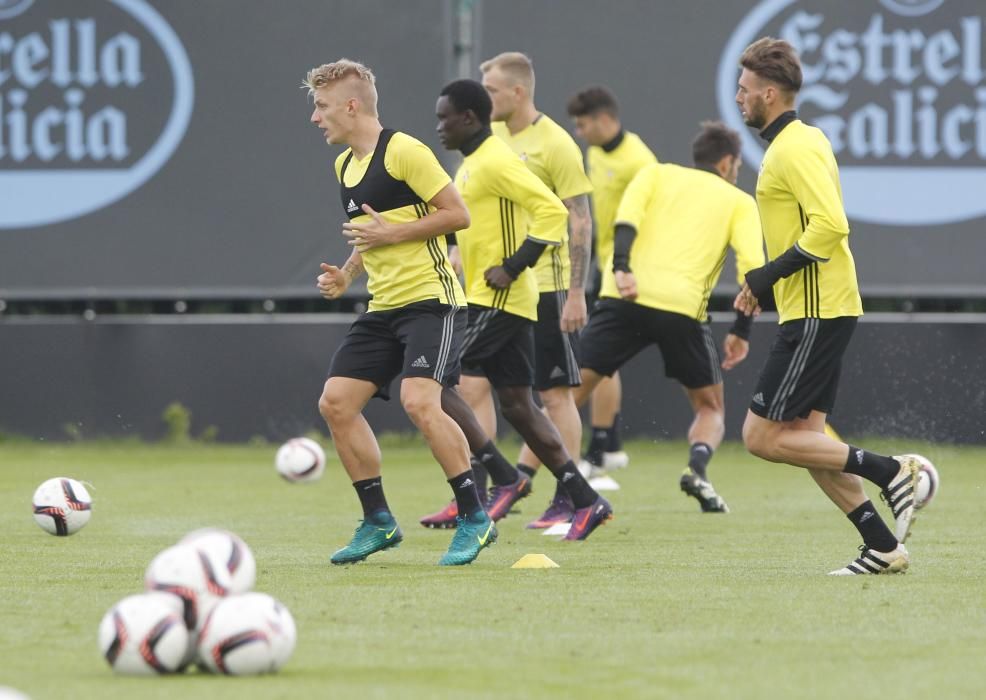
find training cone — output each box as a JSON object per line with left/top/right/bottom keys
{"left": 511, "top": 553, "right": 560, "bottom": 569}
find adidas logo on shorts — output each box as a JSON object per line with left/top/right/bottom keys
{"left": 411, "top": 355, "right": 430, "bottom": 369}
{"left": 752, "top": 392, "right": 766, "bottom": 406}
{"left": 346, "top": 198, "right": 359, "bottom": 213}
{"left": 549, "top": 366, "right": 565, "bottom": 379}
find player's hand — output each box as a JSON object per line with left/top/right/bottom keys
{"left": 721, "top": 333, "right": 749, "bottom": 370}
{"left": 484, "top": 265, "right": 513, "bottom": 290}
{"left": 317, "top": 262, "right": 349, "bottom": 300}
{"left": 733, "top": 283, "right": 761, "bottom": 317}
{"left": 448, "top": 246, "right": 463, "bottom": 276}
{"left": 615, "top": 270, "right": 638, "bottom": 301}
{"left": 560, "top": 291, "right": 587, "bottom": 332}
{"left": 342, "top": 204, "right": 394, "bottom": 252}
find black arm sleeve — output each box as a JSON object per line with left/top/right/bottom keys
{"left": 445, "top": 233, "right": 457, "bottom": 248}
{"left": 612, "top": 224, "right": 637, "bottom": 273}
{"left": 728, "top": 309, "right": 753, "bottom": 340}
{"left": 744, "top": 245, "right": 815, "bottom": 300}
{"left": 501, "top": 238, "right": 548, "bottom": 279}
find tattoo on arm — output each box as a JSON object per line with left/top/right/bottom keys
{"left": 564, "top": 194, "right": 592, "bottom": 289}
{"left": 342, "top": 255, "right": 364, "bottom": 282}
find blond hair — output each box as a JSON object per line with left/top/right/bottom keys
{"left": 480, "top": 51, "right": 535, "bottom": 96}
{"left": 303, "top": 59, "right": 378, "bottom": 116}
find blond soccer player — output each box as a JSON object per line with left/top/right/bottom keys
{"left": 305, "top": 59, "right": 493, "bottom": 566}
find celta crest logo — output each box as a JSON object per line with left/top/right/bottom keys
{"left": 717, "top": 0, "right": 986, "bottom": 226}
{"left": 0, "top": 0, "right": 193, "bottom": 228}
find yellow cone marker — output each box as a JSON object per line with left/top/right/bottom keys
{"left": 511, "top": 553, "right": 560, "bottom": 569}
{"left": 824, "top": 423, "right": 842, "bottom": 442}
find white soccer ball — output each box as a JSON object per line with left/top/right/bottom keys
{"left": 144, "top": 544, "right": 233, "bottom": 632}
{"left": 903, "top": 453, "right": 940, "bottom": 510}
{"left": 196, "top": 593, "right": 296, "bottom": 675}
{"left": 275, "top": 437, "right": 326, "bottom": 483}
{"left": 98, "top": 592, "right": 190, "bottom": 675}
{"left": 32, "top": 477, "right": 92, "bottom": 536}
{"left": 179, "top": 528, "right": 256, "bottom": 594}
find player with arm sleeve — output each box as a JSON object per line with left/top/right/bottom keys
{"left": 431, "top": 79, "right": 612, "bottom": 541}
{"left": 564, "top": 120, "right": 764, "bottom": 516}
{"left": 734, "top": 38, "right": 926, "bottom": 574}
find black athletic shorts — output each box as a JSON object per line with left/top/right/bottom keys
{"left": 533, "top": 290, "right": 582, "bottom": 391}
{"left": 580, "top": 298, "right": 722, "bottom": 389}
{"left": 328, "top": 299, "right": 464, "bottom": 400}
{"left": 459, "top": 304, "right": 536, "bottom": 388}
{"left": 749, "top": 316, "right": 857, "bottom": 422}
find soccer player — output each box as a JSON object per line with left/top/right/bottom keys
{"left": 419, "top": 51, "right": 593, "bottom": 528}
{"left": 484, "top": 53, "right": 593, "bottom": 480}
{"left": 568, "top": 87, "right": 657, "bottom": 481}
{"left": 733, "top": 38, "right": 922, "bottom": 575}
{"left": 520, "top": 85, "right": 658, "bottom": 526}
{"left": 544, "top": 120, "right": 763, "bottom": 520}
{"left": 434, "top": 78, "right": 613, "bottom": 541}
{"left": 305, "top": 59, "right": 494, "bottom": 566}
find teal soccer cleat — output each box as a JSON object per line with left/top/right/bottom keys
{"left": 330, "top": 512, "right": 403, "bottom": 565}
{"left": 438, "top": 511, "right": 497, "bottom": 566}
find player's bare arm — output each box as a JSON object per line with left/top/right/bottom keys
{"left": 721, "top": 333, "right": 750, "bottom": 370}
{"left": 317, "top": 252, "right": 364, "bottom": 299}
{"left": 561, "top": 194, "right": 591, "bottom": 331}
{"left": 343, "top": 183, "right": 469, "bottom": 252}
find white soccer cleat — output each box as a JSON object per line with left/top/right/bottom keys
{"left": 829, "top": 544, "right": 909, "bottom": 575}
{"left": 883, "top": 456, "right": 920, "bottom": 542}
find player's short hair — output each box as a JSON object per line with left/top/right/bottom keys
{"left": 739, "top": 38, "right": 803, "bottom": 95}
{"left": 692, "top": 120, "right": 741, "bottom": 169}
{"left": 440, "top": 79, "right": 493, "bottom": 126}
{"left": 479, "top": 51, "right": 535, "bottom": 95}
{"left": 566, "top": 86, "right": 619, "bottom": 118}
{"left": 302, "top": 58, "right": 378, "bottom": 116}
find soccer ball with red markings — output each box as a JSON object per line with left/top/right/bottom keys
{"left": 196, "top": 593, "right": 296, "bottom": 675}
{"left": 144, "top": 544, "right": 233, "bottom": 633}
{"left": 902, "top": 453, "right": 940, "bottom": 511}
{"left": 275, "top": 437, "right": 326, "bottom": 483}
{"left": 179, "top": 528, "right": 256, "bottom": 594}
{"left": 32, "top": 477, "right": 92, "bottom": 536}
{"left": 98, "top": 592, "right": 190, "bottom": 675}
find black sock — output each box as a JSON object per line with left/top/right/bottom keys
{"left": 517, "top": 463, "right": 537, "bottom": 480}
{"left": 585, "top": 427, "right": 607, "bottom": 464}
{"left": 843, "top": 446, "right": 899, "bottom": 489}
{"left": 605, "top": 413, "right": 623, "bottom": 452}
{"left": 545, "top": 460, "right": 596, "bottom": 508}
{"left": 352, "top": 477, "right": 389, "bottom": 519}
{"left": 469, "top": 457, "right": 489, "bottom": 494}
{"left": 847, "top": 501, "right": 898, "bottom": 552}
{"left": 688, "top": 442, "right": 714, "bottom": 480}
{"left": 476, "top": 440, "right": 520, "bottom": 486}
{"left": 552, "top": 479, "right": 573, "bottom": 506}
{"left": 449, "top": 469, "right": 484, "bottom": 518}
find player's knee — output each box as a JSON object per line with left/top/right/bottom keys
{"left": 400, "top": 388, "right": 439, "bottom": 428}
{"left": 742, "top": 419, "right": 775, "bottom": 460}
{"left": 318, "top": 389, "right": 351, "bottom": 426}
{"left": 498, "top": 391, "right": 533, "bottom": 424}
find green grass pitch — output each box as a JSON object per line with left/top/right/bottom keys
{"left": 1, "top": 437, "right": 985, "bottom": 699}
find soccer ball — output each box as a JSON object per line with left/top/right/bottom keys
{"left": 903, "top": 453, "right": 939, "bottom": 510}
{"left": 196, "top": 593, "right": 297, "bottom": 675}
{"left": 179, "top": 528, "right": 256, "bottom": 594}
{"left": 275, "top": 437, "right": 326, "bottom": 483}
{"left": 32, "top": 477, "right": 92, "bottom": 536}
{"left": 98, "top": 592, "right": 190, "bottom": 675}
{"left": 144, "top": 544, "right": 232, "bottom": 632}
